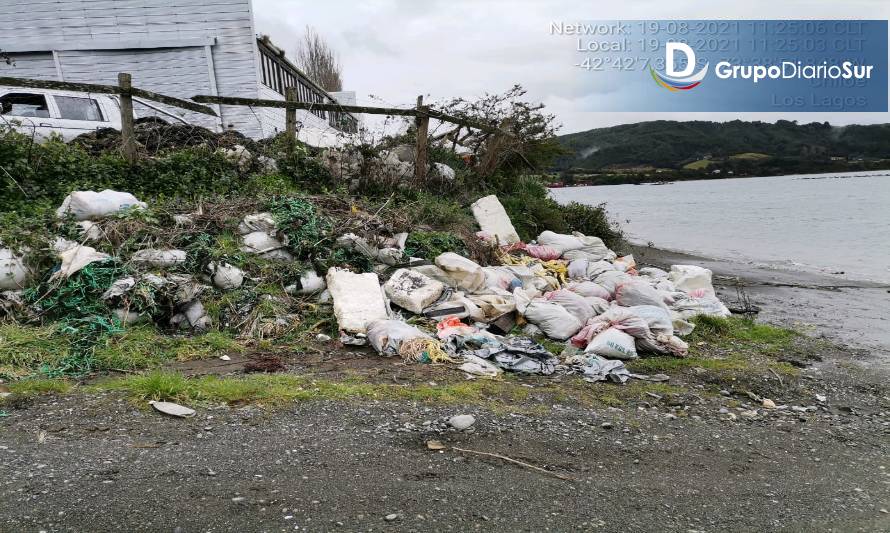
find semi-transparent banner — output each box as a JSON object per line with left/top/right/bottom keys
{"left": 555, "top": 20, "right": 888, "bottom": 111}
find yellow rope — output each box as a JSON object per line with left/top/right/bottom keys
{"left": 499, "top": 254, "right": 567, "bottom": 286}
{"left": 399, "top": 338, "right": 455, "bottom": 364}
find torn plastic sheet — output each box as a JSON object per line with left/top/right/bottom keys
{"left": 576, "top": 354, "right": 632, "bottom": 384}
{"left": 466, "top": 337, "right": 558, "bottom": 375}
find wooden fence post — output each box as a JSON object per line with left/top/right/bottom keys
{"left": 285, "top": 86, "right": 297, "bottom": 154}
{"left": 414, "top": 95, "right": 429, "bottom": 182}
{"left": 118, "top": 73, "right": 136, "bottom": 163}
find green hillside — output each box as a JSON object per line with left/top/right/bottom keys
{"left": 554, "top": 120, "right": 890, "bottom": 171}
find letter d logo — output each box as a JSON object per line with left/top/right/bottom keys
{"left": 666, "top": 42, "right": 696, "bottom": 77}
{"left": 649, "top": 41, "right": 709, "bottom": 92}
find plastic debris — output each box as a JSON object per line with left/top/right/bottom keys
{"left": 384, "top": 268, "right": 445, "bottom": 314}
{"left": 131, "top": 249, "right": 187, "bottom": 268}
{"left": 149, "top": 400, "right": 195, "bottom": 418}
{"left": 0, "top": 247, "right": 29, "bottom": 290}
{"left": 326, "top": 268, "right": 389, "bottom": 333}
{"left": 208, "top": 262, "right": 244, "bottom": 290}
{"left": 471, "top": 195, "right": 520, "bottom": 245}
{"left": 56, "top": 190, "right": 146, "bottom": 220}
{"left": 52, "top": 245, "right": 111, "bottom": 280}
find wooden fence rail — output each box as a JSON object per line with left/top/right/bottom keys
{"left": 1, "top": 74, "right": 507, "bottom": 174}
{"left": 0, "top": 76, "right": 217, "bottom": 116}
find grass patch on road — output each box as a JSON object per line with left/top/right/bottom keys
{"left": 94, "top": 371, "right": 534, "bottom": 407}
{"left": 0, "top": 323, "right": 243, "bottom": 377}
{"left": 6, "top": 378, "right": 73, "bottom": 395}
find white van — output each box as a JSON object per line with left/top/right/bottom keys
{"left": 0, "top": 87, "right": 122, "bottom": 141}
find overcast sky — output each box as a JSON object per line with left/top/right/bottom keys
{"left": 252, "top": 0, "right": 890, "bottom": 134}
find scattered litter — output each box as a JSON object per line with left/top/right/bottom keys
{"left": 208, "top": 262, "right": 244, "bottom": 290}
{"left": 149, "top": 400, "right": 195, "bottom": 418}
{"left": 327, "top": 268, "right": 389, "bottom": 333}
{"left": 56, "top": 190, "right": 146, "bottom": 220}
{"left": 384, "top": 268, "right": 444, "bottom": 314}
{"left": 426, "top": 440, "right": 447, "bottom": 451}
{"left": 131, "top": 249, "right": 187, "bottom": 268}
{"left": 471, "top": 195, "right": 520, "bottom": 245}
{"left": 52, "top": 246, "right": 111, "bottom": 279}
{"left": 0, "top": 247, "right": 29, "bottom": 290}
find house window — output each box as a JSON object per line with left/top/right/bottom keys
{"left": 0, "top": 92, "right": 50, "bottom": 118}
{"left": 55, "top": 96, "right": 105, "bottom": 121}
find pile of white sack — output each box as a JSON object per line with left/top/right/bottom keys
{"left": 325, "top": 194, "right": 733, "bottom": 383}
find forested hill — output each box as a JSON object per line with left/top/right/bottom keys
{"left": 554, "top": 120, "right": 890, "bottom": 171}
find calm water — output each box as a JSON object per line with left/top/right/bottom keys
{"left": 550, "top": 171, "right": 890, "bottom": 283}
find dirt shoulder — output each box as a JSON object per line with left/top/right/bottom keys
{"left": 1, "top": 363, "right": 889, "bottom": 532}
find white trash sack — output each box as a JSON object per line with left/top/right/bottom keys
{"left": 535, "top": 230, "right": 584, "bottom": 255}
{"left": 669, "top": 265, "right": 717, "bottom": 294}
{"left": 237, "top": 213, "right": 277, "bottom": 234}
{"left": 366, "top": 319, "right": 431, "bottom": 356}
{"left": 522, "top": 300, "right": 583, "bottom": 340}
{"left": 326, "top": 268, "right": 389, "bottom": 333}
{"left": 131, "top": 249, "right": 187, "bottom": 268}
{"left": 594, "top": 270, "right": 634, "bottom": 296}
{"left": 56, "top": 190, "right": 146, "bottom": 221}
{"left": 628, "top": 305, "right": 674, "bottom": 336}
{"left": 585, "top": 328, "right": 638, "bottom": 360}
{"left": 544, "top": 289, "right": 595, "bottom": 324}
{"left": 384, "top": 268, "right": 445, "bottom": 314}
{"left": 672, "top": 293, "right": 731, "bottom": 318}
{"left": 471, "top": 195, "right": 520, "bottom": 245}
{"left": 435, "top": 252, "right": 485, "bottom": 293}
{"left": 207, "top": 262, "right": 244, "bottom": 290}
{"left": 240, "top": 231, "right": 293, "bottom": 261}
{"left": 0, "top": 248, "right": 29, "bottom": 290}
{"left": 566, "top": 281, "right": 611, "bottom": 301}
{"left": 614, "top": 280, "right": 670, "bottom": 310}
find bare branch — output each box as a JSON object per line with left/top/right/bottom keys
{"left": 295, "top": 27, "right": 343, "bottom": 92}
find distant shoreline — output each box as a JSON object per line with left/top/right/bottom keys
{"left": 549, "top": 167, "right": 890, "bottom": 188}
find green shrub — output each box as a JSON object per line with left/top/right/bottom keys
{"left": 0, "top": 127, "right": 241, "bottom": 215}
{"left": 404, "top": 231, "right": 467, "bottom": 260}
{"left": 558, "top": 201, "right": 623, "bottom": 249}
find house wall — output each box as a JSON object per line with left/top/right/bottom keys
{"left": 0, "top": 0, "right": 264, "bottom": 137}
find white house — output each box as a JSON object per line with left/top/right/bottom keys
{"left": 0, "top": 0, "right": 357, "bottom": 145}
